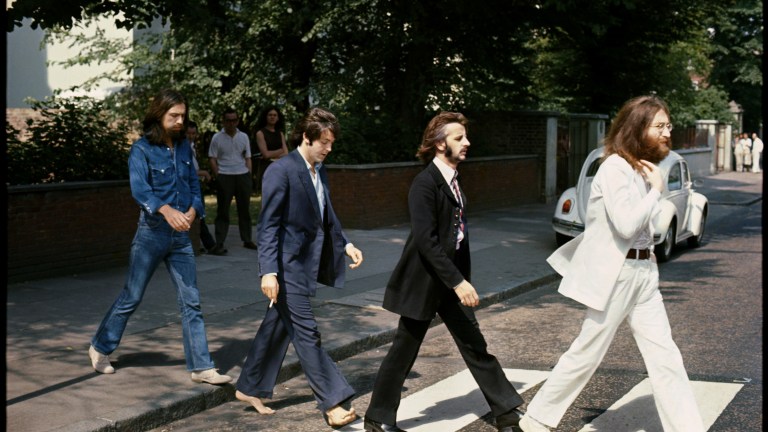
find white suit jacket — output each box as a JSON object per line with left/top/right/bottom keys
{"left": 547, "top": 154, "right": 661, "bottom": 311}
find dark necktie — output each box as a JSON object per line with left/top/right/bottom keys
{"left": 451, "top": 174, "right": 465, "bottom": 249}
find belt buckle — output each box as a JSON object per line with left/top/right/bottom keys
{"left": 632, "top": 248, "right": 639, "bottom": 259}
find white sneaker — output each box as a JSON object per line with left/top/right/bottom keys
{"left": 190, "top": 368, "right": 232, "bottom": 385}
{"left": 88, "top": 345, "right": 115, "bottom": 374}
{"left": 519, "top": 413, "right": 551, "bottom": 432}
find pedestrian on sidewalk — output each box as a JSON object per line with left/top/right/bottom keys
{"left": 734, "top": 134, "right": 745, "bottom": 172}
{"left": 235, "top": 107, "right": 364, "bottom": 428}
{"left": 88, "top": 89, "right": 232, "bottom": 385}
{"left": 519, "top": 95, "right": 704, "bottom": 432}
{"left": 364, "top": 112, "right": 526, "bottom": 432}
{"left": 750, "top": 132, "right": 763, "bottom": 173}
{"left": 187, "top": 120, "right": 217, "bottom": 253}
{"left": 207, "top": 108, "right": 258, "bottom": 254}
{"left": 252, "top": 105, "right": 289, "bottom": 194}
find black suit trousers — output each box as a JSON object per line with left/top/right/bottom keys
{"left": 365, "top": 291, "right": 524, "bottom": 424}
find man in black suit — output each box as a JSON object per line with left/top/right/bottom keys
{"left": 364, "top": 112, "right": 525, "bottom": 432}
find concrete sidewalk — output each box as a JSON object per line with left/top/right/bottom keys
{"left": 6, "top": 171, "right": 762, "bottom": 432}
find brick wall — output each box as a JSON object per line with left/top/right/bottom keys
{"left": 8, "top": 157, "right": 539, "bottom": 282}
{"left": 7, "top": 181, "right": 202, "bottom": 284}
{"left": 327, "top": 155, "right": 540, "bottom": 229}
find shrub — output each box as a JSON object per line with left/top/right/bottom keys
{"left": 6, "top": 96, "right": 134, "bottom": 185}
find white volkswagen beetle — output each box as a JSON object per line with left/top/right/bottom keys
{"left": 552, "top": 147, "right": 708, "bottom": 262}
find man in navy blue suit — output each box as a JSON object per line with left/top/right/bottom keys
{"left": 235, "top": 107, "right": 363, "bottom": 428}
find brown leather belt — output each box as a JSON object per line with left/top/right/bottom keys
{"left": 626, "top": 248, "right": 651, "bottom": 260}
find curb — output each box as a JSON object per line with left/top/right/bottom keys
{"left": 61, "top": 272, "right": 559, "bottom": 432}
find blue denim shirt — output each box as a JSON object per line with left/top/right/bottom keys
{"left": 129, "top": 136, "right": 205, "bottom": 219}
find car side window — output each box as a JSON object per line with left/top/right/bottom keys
{"left": 681, "top": 161, "right": 691, "bottom": 185}
{"left": 586, "top": 159, "right": 602, "bottom": 177}
{"left": 667, "top": 163, "right": 682, "bottom": 191}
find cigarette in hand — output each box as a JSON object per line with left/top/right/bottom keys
{"left": 269, "top": 300, "right": 274, "bottom": 308}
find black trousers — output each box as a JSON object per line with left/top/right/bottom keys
{"left": 365, "top": 292, "right": 524, "bottom": 425}
{"left": 214, "top": 172, "right": 253, "bottom": 245}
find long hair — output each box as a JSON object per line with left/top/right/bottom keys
{"left": 603, "top": 95, "right": 669, "bottom": 171}
{"left": 288, "top": 107, "right": 340, "bottom": 148}
{"left": 142, "top": 89, "right": 188, "bottom": 145}
{"left": 416, "top": 112, "right": 468, "bottom": 163}
{"left": 255, "top": 105, "right": 286, "bottom": 134}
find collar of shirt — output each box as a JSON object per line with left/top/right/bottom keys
{"left": 299, "top": 154, "right": 322, "bottom": 177}
{"left": 432, "top": 157, "right": 458, "bottom": 185}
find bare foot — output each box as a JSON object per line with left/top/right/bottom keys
{"left": 326, "top": 405, "right": 358, "bottom": 427}
{"left": 235, "top": 390, "right": 275, "bottom": 415}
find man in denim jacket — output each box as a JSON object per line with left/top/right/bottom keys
{"left": 88, "top": 89, "right": 231, "bottom": 385}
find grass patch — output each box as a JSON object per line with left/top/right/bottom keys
{"left": 203, "top": 194, "right": 262, "bottom": 225}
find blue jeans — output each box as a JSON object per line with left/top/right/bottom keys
{"left": 92, "top": 213, "right": 215, "bottom": 371}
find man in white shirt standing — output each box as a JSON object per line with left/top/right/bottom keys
{"left": 208, "top": 108, "right": 258, "bottom": 254}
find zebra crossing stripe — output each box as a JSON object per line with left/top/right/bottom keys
{"left": 579, "top": 379, "right": 743, "bottom": 432}
{"left": 338, "top": 368, "right": 550, "bottom": 431}
{"left": 337, "top": 369, "right": 742, "bottom": 432}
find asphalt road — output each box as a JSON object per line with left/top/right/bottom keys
{"left": 148, "top": 186, "right": 762, "bottom": 431}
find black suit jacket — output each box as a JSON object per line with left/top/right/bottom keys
{"left": 382, "top": 162, "right": 470, "bottom": 321}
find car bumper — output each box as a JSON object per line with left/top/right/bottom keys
{"left": 552, "top": 217, "right": 585, "bottom": 238}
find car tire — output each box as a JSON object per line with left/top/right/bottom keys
{"left": 555, "top": 233, "right": 572, "bottom": 246}
{"left": 687, "top": 208, "right": 707, "bottom": 248}
{"left": 655, "top": 222, "right": 676, "bottom": 263}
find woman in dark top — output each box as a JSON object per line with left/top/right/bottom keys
{"left": 252, "top": 106, "right": 289, "bottom": 194}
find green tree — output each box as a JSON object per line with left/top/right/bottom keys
{"left": 706, "top": 0, "right": 763, "bottom": 132}
{"left": 6, "top": 96, "right": 133, "bottom": 185}
{"left": 9, "top": 0, "right": 759, "bottom": 163}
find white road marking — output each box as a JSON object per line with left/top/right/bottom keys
{"left": 338, "top": 368, "right": 550, "bottom": 431}
{"left": 338, "top": 370, "right": 742, "bottom": 432}
{"left": 579, "top": 379, "right": 743, "bottom": 432}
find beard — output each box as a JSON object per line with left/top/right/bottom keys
{"left": 166, "top": 127, "right": 184, "bottom": 141}
{"left": 637, "top": 137, "right": 670, "bottom": 164}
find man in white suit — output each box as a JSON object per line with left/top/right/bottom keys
{"left": 750, "top": 132, "right": 763, "bottom": 173}
{"left": 519, "top": 95, "right": 704, "bottom": 432}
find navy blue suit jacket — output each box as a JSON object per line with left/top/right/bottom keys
{"left": 257, "top": 150, "right": 349, "bottom": 296}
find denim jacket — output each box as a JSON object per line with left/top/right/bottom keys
{"left": 129, "top": 136, "right": 205, "bottom": 220}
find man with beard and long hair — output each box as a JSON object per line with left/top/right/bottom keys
{"left": 88, "top": 89, "right": 232, "bottom": 385}
{"left": 519, "top": 95, "right": 704, "bottom": 432}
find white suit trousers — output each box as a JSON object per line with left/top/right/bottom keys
{"left": 526, "top": 259, "right": 704, "bottom": 432}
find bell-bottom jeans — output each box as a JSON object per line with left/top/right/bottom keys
{"left": 91, "top": 215, "right": 215, "bottom": 372}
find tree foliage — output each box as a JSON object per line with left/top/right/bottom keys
{"left": 7, "top": 0, "right": 762, "bottom": 168}
{"left": 6, "top": 96, "right": 133, "bottom": 185}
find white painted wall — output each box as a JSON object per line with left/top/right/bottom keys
{"left": 6, "top": 0, "right": 133, "bottom": 107}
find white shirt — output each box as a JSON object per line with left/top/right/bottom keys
{"left": 208, "top": 128, "right": 251, "bottom": 175}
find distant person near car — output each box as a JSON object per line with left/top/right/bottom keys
{"left": 750, "top": 133, "right": 763, "bottom": 173}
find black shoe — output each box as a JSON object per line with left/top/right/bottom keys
{"left": 209, "top": 244, "right": 228, "bottom": 256}
{"left": 363, "top": 417, "right": 406, "bottom": 432}
{"left": 496, "top": 408, "right": 525, "bottom": 432}
{"left": 243, "top": 241, "right": 258, "bottom": 250}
